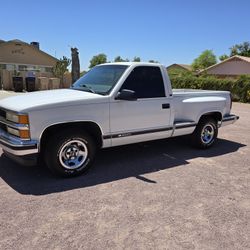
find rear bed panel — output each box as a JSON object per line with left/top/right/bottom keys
{"left": 172, "top": 89, "right": 231, "bottom": 123}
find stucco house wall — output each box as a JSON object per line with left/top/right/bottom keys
{"left": 202, "top": 56, "right": 250, "bottom": 78}
{"left": 0, "top": 41, "right": 57, "bottom": 66}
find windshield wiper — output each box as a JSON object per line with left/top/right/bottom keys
{"left": 80, "top": 84, "right": 96, "bottom": 94}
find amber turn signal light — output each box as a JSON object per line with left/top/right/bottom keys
{"left": 19, "top": 129, "right": 30, "bottom": 139}
{"left": 18, "top": 115, "right": 29, "bottom": 124}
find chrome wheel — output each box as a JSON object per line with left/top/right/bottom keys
{"left": 201, "top": 124, "right": 215, "bottom": 144}
{"left": 59, "top": 140, "right": 88, "bottom": 170}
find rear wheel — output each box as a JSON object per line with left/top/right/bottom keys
{"left": 44, "top": 129, "right": 96, "bottom": 177}
{"left": 191, "top": 117, "right": 218, "bottom": 149}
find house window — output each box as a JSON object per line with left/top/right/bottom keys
{"left": 38, "top": 67, "right": 52, "bottom": 73}
{"left": 45, "top": 67, "right": 52, "bottom": 73}
{"left": 6, "top": 64, "right": 16, "bottom": 71}
{"left": 39, "top": 67, "right": 46, "bottom": 73}
{"left": 27, "top": 66, "right": 40, "bottom": 72}
{"left": 0, "top": 64, "right": 7, "bottom": 70}
{"left": 18, "top": 65, "right": 28, "bottom": 71}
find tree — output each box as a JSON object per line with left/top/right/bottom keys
{"left": 89, "top": 53, "right": 107, "bottom": 68}
{"left": 219, "top": 54, "right": 229, "bottom": 61}
{"left": 230, "top": 45, "right": 239, "bottom": 57}
{"left": 218, "top": 41, "right": 250, "bottom": 61}
{"left": 52, "top": 56, "right": 71, "bottom": 84}
{"left": 168, "top": 68, "right": 193, "bottom": 78}
{"left": 239, "top": 42, "right": 250, "bottom": 56}
{"left": 80, "top": 71, "right": 87, "bottom": 77}
{"left": 192, "top": 50, "right": 217, "bottom": 71}
{"left": 148, "top": 60, "right": 159, "bottom": 63}
{"left": 114, "top": 56, "right": 129, "bottom": 62}
{"left": 133, "top": 56, "right": 141, "bottom": 62}
{"left": 71, "top": 47, "right": 80, "bottom": 83}
{"left": 230, "top": 42, "right": 250, "bottom": 57}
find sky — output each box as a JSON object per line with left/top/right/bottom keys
{"left": 1, "top": 0, "right": 250, "bottom": 70}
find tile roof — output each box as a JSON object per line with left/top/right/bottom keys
{"left": 167, "top": 63, "right": 192, "bottom": 71}
{"left": 236, "top": 55, "right": 250, "bottom": 63}
{"left": 178, "top": 64, "right": 192, "bottom": 71}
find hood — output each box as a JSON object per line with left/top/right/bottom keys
{"left": 0, "top": 89, "right": 107, "bottom": 112}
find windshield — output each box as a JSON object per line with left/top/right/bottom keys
{"left": 72, "top": 65, "right": 128, "bottom": 95}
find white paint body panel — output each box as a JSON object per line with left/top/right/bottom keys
{"left": 0, "top": 89, "right": 111, "bottom": 147}
{"left": 109, "top": 97, "right": 172, "bottom": 146}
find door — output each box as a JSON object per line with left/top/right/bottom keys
{"left": 110, "top": 66, "right": 172, "bottom": 146}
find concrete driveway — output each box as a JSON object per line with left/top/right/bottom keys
{"left": 0, "top": 94, "right": 249, "bottom": 249}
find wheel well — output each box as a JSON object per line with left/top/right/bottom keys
{"left": 199, "top": 112, "right": 222, "bottom": 123}
{"left": 39, "top": 122, "right": 103, "bottom": 153}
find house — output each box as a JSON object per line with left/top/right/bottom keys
{"left": 0, "top": 39, "right": 58, "bottom": 73}
{"left": 200, "top": 55, "right": 250, "bottom": 78}
{"left": 167, "top": 63, "right": 192, "bottom": 72}
{"left": 0, "top": 39, "right": 58, "bottom": 89}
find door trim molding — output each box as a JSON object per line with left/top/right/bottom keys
{"left": 103, "top": 123, "right": 196, "bottom": 140}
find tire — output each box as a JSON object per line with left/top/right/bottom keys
{"left": 191, "top": 117, "right": 218, "bottom": 149}
{"left": 44, "top": 129, "right": 96, "bottom": 177}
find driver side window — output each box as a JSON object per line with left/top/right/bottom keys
{"left": 121, "top": 66, "right": 165, "bottom": 98}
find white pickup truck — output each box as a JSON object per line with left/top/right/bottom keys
{"left": 0, "top": 62, "right": 239, "bottom": 177}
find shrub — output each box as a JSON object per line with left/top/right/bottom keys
{"left": 170, "top": 75, "right": 250, "bottom": 103}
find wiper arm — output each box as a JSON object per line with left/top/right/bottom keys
{"left": 81, "top": 84, "right": 96, "bottom": 94}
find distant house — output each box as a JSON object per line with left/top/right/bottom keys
{"left": 200, "top": 55, "right": 250, "bottom": 78}
{"left": 0, "top": 39, "right": 58, "bottom": 90}
{"left": 167, "top": 63, "right": 192, "bottom": 72}
{"left": 0, "top": 39, "right": 58, "bottom": 74}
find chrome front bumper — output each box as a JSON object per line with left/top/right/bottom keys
{"left": 220, "top": 114, "right": 239, "bottom": 127}
{"left": 0, "top": 128, "right": 38, "bottom": 156}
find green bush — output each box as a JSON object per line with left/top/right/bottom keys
{"left": 170, "top": 75, "right": 250, "bottom": 103}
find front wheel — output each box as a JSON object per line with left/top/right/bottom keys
{"left": 191, "top": 117, "right": 218, "bottom": 149}
{"left": 44, "top": 130, "right": 96, "bottom": 177}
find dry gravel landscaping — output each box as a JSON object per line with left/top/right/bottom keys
{"left": 0, "top": 91, "right": 249, "bottom": 249}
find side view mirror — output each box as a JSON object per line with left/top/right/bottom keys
{"left": 115, "top": 89, "right": 137, "bottom": 101}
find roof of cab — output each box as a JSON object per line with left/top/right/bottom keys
{"left": 98, "top": 62, "right": 162, "bottom": 67}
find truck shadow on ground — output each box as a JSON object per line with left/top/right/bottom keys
{"left": 0, "top": 137, "right": 246, "bottom": 195}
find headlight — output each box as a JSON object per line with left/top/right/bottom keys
{"left": 7, "top": 127, "right": 20, "bottom": 137}
{"left": 5, "top": 111, "right": 30, "bottom": 139}
{"left": 7, "top": 126, "right": 30, "bottom": 139}
{"left": 6, "top": 112, "right": 29, "bottom": 124}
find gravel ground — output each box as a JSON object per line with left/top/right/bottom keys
{"left": 0, "top": 94, "right": 249, "bottom": 249}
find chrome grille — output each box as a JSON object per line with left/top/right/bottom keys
{"left": 0, "top": 123, "right": 6, "bottom": 131}
{"left": 0, "top": 109, "right": 7, "bottom": 132}
{"left": 0, "top": 109, "right": 6, "bottom": 119}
